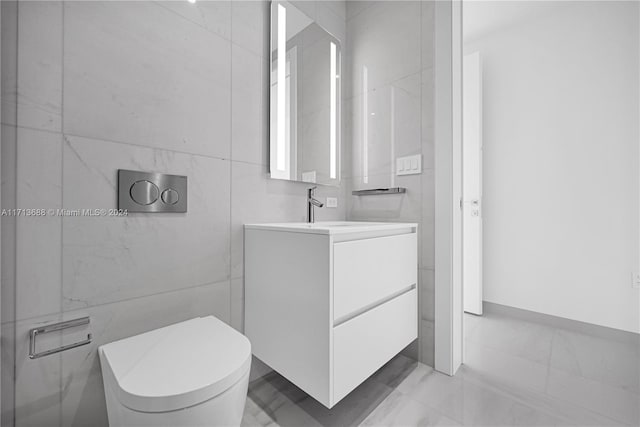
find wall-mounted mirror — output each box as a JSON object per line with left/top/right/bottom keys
{"left": 269, "top": 1, "right": 341, "bottom": 186}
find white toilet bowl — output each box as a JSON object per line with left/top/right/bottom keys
{"left": 99, "top": 316, "right": 251, "bottom": 427}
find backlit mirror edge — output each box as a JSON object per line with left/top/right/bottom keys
{"left": 268, "top": 0, "right": 343, "bottom": 188}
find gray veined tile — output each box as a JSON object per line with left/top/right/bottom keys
{"left": 545, "top": 367, "right": 640, "bottom": 426}
{"left": 250, "top": 356, "right": 274, "bottom": 383}
{"left": 349, "top": 73, "right": 421, "bottom": 180}
{"left": 395, "top": 361, "right": 434, "bottom": 395}
{"left": 1, "top": 321, "right": 17, "bottom": 427}
{"left": 420, "top": 319, "right": 435, "bottom": 367}
{"left": 232, "top": 1, "right": 270, "bottom": 58}
{"left": 1, "top": 124, "right": 17, "bottom": 324}
{"left": 248, "top": 369, "right": 396, "bottom": 427}
{"left": 242, "top": 397, "right": 280, "bottom": 427}
{"left": 15, "top": 128, "right": 62, "bottom": 321}
{"left": 361, "top": 389, "right": 460, "bottom": 427}
{"left": 463, "top": 344, "right": 549, "bottom": 393}
{"left": 389, "top": 73, "right": 422, "bottom": 159}
{"left": 397, "top": 368, "right": 465, "bottom": 412}
{"left": 427, "top": 375, "right": 561, "bottom": 427}
{"left": 421, "top": 67, "right": 435, "bottom": 171}
{"left": 463, "top": 313, "right": 483, "bottom": 341}
{"left": 464, "top": 312, "right": 555, "bottom": 366}
{"left": 346, "top": 1, "right": 375, "bottom": 21}
{"left": 156, "top": 0, "right": 232, "bottom": 40}
{"left": 13, "top": 314, "right": 63, "bottom": 427}
{"left": 370, "top": 354, "right": 422, "bottom": 390}
{"left": 421, "top": 0, "right": 435, "bottom": 70}
{"left": 397, "top": 366, "right": 558, "bottom": 426}
{"left": 17, "top": 1, "right": 63, "bottom": 132}
{"left": 248, "top": 373, "right": 323, "bottom": 427}
{"left": 401, "top": 339, "right": 420, "bottom": 362}
{"left": 460, "top": 313, "right": 635, "bottom": 427}
{"left": 484, "top": 401, "right": 563, "bottom": 427}
{"left": 62, "top": 135, "right": 231, "bottom": 309}
{"left": 549, "top": 329, "right": 640, "bottom": 394}
{"left": 459, "top": 365, "right": 627, "bottom": 427}
{"left": 420, "top": 268, "right": 435, "bottom": 321}
{"left": 232, "top": 44, "right": 269, "bottom": 166}
{"left": 420, "top": 169, "right": 435, "bottom": 270}
{"left": 231, "top": 277, "right": 245, "bottom": 333}
{"left": 347, "top": 1, "right": 421, "bottom": 97}
{"left": 295, "top": 378, "right": 393, "bottom": 427}
{"left": 1, "top": 1, "right": 19, "bottom": 127}
{"left": 63, "top": 1, "right": 231, "bottom": 158}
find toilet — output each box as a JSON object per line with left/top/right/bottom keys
{"left": 98, "top": 316, "right": 251, "bottom": 427}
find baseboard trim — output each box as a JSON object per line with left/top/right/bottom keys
{"left": 482, "top": 301, "right": 640, "bottom": 345}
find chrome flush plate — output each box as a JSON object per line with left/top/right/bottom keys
{"left": 118, "top": 170, "right": 187, "bottom": 213}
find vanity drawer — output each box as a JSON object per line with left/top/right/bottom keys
{"left": 333, "top": 232, "right": 417, "bottom": 321}
{"left": 332, "top": 289, "right": 417, "bottom": 404}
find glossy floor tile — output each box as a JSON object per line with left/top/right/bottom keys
{"left": 242, "top": 310, "right": 639, "bottom": 426}
{"left": 464, "top": 311, "right": 639, "bottom": 426}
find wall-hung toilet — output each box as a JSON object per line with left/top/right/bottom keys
{"left": 99, "top": 316, "right": 251, "bottom": 427}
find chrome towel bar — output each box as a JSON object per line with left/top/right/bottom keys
{"left": 352, "top": 187, "right": 407, "bottom": 196}
{"left": 29, "top": 317, "right": 92, "bottom": 359}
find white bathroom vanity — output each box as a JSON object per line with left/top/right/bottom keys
{"left": 244, "top": 221, "right": 418, "bottom": 408}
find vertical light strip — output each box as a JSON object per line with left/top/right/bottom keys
{"left": 329, "top": 42, "right": 337, "bottom": 179}
{"left": 638, "top": 0, "right": 640, "bottom": 280}
{"left": 390, "top": 86, "right": 395, "bottom": 187}
{"left": 363, "top": 66, "right": 369, "bottom": 184}
{"left": 276, "top": 4, "right": 287, "bottom": 171}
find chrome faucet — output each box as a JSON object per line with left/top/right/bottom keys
{"left": 307, "top": 187, "right": 324, "bottom": 223}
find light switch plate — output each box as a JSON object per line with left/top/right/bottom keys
{"left": 326, "top": 197, "right": 338, "bottom": 208}
{"left": 396, "top": 155, "right": 422, "bottom": 176}
{"left": 633, "top": 272, "right": 640, "bottom": 289}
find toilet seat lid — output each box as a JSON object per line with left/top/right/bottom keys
{"left": 99, "top": 316, "right": 251, "bottom": 413}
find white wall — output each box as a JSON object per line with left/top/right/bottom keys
{"left": 464, "top": 1, "right": 639, "bottom": 333}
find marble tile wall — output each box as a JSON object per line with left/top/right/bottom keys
{"left": 0, "top": 1, "right": 346, "bottom": 426}
{"left": 1, "top": 3, "right": 18, "bottom": 425}
{"left": 344, "top": 1, "right": 435, "bottom": 366}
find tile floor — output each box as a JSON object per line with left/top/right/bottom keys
{"left": 241, "top": 311, "right": 640, "bottom": 426}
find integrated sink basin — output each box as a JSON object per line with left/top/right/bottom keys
{"left": 305, "top": 221, "right": 369, "bottom": 227}
{"left": 245, "top": 221, "right": 417, "bottom": 235}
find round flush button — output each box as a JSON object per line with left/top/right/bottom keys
{"left": 161, "top": 188, "right": 179, "bottom": 205}
{"left": 130, "top": 180, "right": 159, "bottom": 205}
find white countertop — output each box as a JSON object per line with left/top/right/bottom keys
{"left": 244, "top": 221, "right": 418, "bottom": 235}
